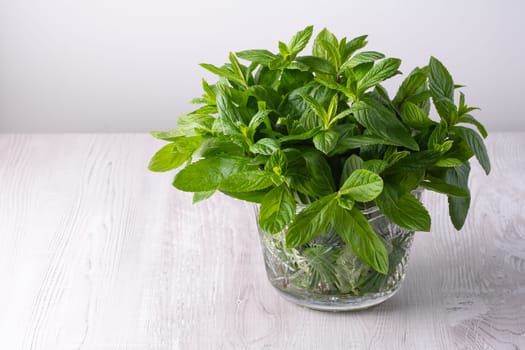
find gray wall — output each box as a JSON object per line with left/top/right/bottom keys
{"left": 1, "top": 0, "right": 523, "bottom": 132}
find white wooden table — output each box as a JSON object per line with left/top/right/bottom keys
{"left": 0, "top": 133, "right": 523, "bottom": 349}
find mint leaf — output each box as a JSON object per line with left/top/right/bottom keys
{"left": 401, "top": 101, "right": 435, "bottom": 128}
{"left": 313, "top": 28, "right": 339, "bottom": 64}
{"left": 340, "top": 154, "right": 364, "bottom": 187}
{"left": 286, "top": 193, "right": 338, "bottom": 247}
{"left": 290, "top": 151, "right": 336, "bottom": 197}
{"left": 219, "top": 170, "right": 274, "bottom": 192}
{"left": 259, "top": 184, "right": 296, "bottom": 234}
{"left": 333, "top": 135, "right": 400, "bottom": 154}
{"left": 362, "top": 159, "right": 388, "bottom": 174}
{"left": 193, "top": 190, "right": 215, "bottom": 204}
{"left": 339, "top": 169, "right": 383, "bottom": 202}
{"left": 375, "top": 183, "right": 431, "bottom": 231}
{"left": 357, "top": 58, "right": 401, "bottom": 94}
{"left": 250, "top": 138, "right": 280, "bottom": 155}
{"left": 222, "top": 190, "right": 269, "bottom": 203}
{"left": 215, "top": 85, "right": 243, "bottom": 135}
{"left": 200, "top": 63, "right": 246, "bottom": 87}
{"left": 333, "top": 206, "right": 389, "bottom": 274}
{"left": 393, "top": 66, "right": 428, "bottom": 108}
{"left": 288, "top": 25, "right": 314, "bottom": 57}
{"left": 342, "top": 35, "right": 368, "bottom": 61}
{"left": 236, "top": 49, "right": 278, "bottom": 65}
{"left": 458, "top": 114, "right": 488, "bottom": 138}
{"left": 429, "top": 56, "right": 454, "bottom": 101}
{"left": 429, "top": 57, "right": 456, "bottom": 122}
{"left": 341, "top": 51, "right": 385, "bottom": 71}
{"left": 387, "top": 150, "right": 441, "bottom": 172}
{"left": 337, "top": 195, "right": 355, "bottom": 210}
{"left": 444, "top": 162, "right": 471, "bottom": 229}
{"left": 248, "top": 109, "right": 271, "bottom": 131}
{"left": 148, "top": 136, "right": 203, "bottom": 172}
{"left": 266, "top": 149, "right": 288, "bottom": 176}
{"left": 453, "top": 126, "right": 491, "bottom": 174}
{"left": 351, "top": 101, "right": 419, "bottom": 150}
{"left": 300, "top": 93, "right": 329, "bottom": 126}
{"left": 313, "top": 130, "right": 338, "bottom": 154}
{"left": 295, "top": 56, "right": 336, "bottom": 75}
{"left": 420, "top": 176, "right": 469, "bottom": 197}
{"left": 173, "top": 157, "right": 252, "bottom": 192}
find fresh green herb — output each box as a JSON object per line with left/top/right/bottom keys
{"left": 149, "top": 26, "right": 490, "bottom": 281}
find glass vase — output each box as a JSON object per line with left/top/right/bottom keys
{"left": 256, "top": 190, "right": 421, "bottom": 311}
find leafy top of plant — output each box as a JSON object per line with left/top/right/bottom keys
{"left": 149, "top": 26, "right": 490, "bottom": 274}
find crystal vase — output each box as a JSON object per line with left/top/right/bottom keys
{"left": 256, "top": 190, "right": 421, "bottom": 311}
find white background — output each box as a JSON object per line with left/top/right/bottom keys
{"left": 0, "top": 0, "right": 523, "bottom": 132}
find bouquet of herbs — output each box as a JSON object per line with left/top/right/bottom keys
{"left": 149, "top": 26, "right": 490, "bottom": 281}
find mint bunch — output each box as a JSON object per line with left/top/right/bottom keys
{"left": 149, "top": 26, "right": 490, "bottom": 274}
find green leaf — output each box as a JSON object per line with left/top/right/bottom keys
{"left": 453, "top": 126, "right": 491, "bottom": 174}
{"left": 337, "top": 195, "right": 355, "bottom": 210}
{"left": 319, "top": 39, "right": 341, "bottom": 68}
{"left": 219, "top": 170, "right": 274, "bottom": 192}
{"left": 340, "top": 154, "right": 364, "bottom": 187}
{"left": 248, "top": 109, "right": 271, "bottom": 131}
{"left": 279, "top": 127, "right": 322, "bottom": 142}
{"left": 332, "top": 135, "right": 399, "bottom": 154}
{"left": 295, "top": 56, "right": 336, "bottom": 75}
{"left": 286, "top": 193, "right": 338, "bottom": 247}
{"left": 200, "top": 63, "right": 246, "bottom": 87}
{"left": 429, "top": 56, "right": 454, "bottom": 101}
{"left": 444, "top": 162, "right": 471, "bottom": 229}
{"left": 401, "top": 101, "right": 435, "bottom": 128}
{"left": 215, "top": 85, "right": 243, "bottom": 135}
{"left": 384, "top": 150, "right": 410, "bottom": 167}
{"left": 333, "top": 206, "right": 389, "bottom": 274}
{"left": 428, "top": 121, "right": 448, "bottom": 150}
{"left": 151, "top": 114, "right": 214, "bottom": 140}
{"left": 266, "top": 149, "right": 288, "bottom": 175}
{"left": 222, "top": 190, "right": 269, "bottom": 203}
{"left": 428, "top": 57, "right": 456, "bottom": 122}
{"left": 393, "top": 66, "right": 428, "bottom": 107}
{"left": 357, "top": 58, "right": 401, "bottom": 93}
{"left": 299, "top": 93, "right": 329, "bottom": 125}
{"left": 458, "top": 114, "right": 488, "bottom": 138}
{"left": 313, "top": 28, "right": 339, "bottom": 64}
{"left": 375, "top": 183, "right": 431, "bottom": 231}
{"left": 193, "top": 190, "right": 215, "bottom": 204}
{"left": 228, "top": 52, "right": 247, "bottom": 85}
{"left": 259, "top": 184, "right": 296, "bottom": 234}
{"left": 249, "top": 138, "right": 280, "bottom": 155}
{"left": 313, "top": 130, "right": 339, "bottom": 154}
{"left": 277, "top": 40, "right": 289, "bottom": 55}
{"left": 315, "top": 77, "right": 355, "bottom": 100}
{"left": 351, "top": 101, "right": 419, "bottom": 151}
{"left": 236, "top": 49, "right": 278, "bottom": 65}
{"left": 435, "top": 140, "right": 454, "bottom": 154}
{"left": 341, "top": 51, "right": 385, "bottom": 71}
{"left": 435, "top": 158, "right": 464, "bottom": 168}
{"left": 362, "top": 159, "right": 388, "bottom": 174}
{"left": 342, "top": 35, "right": 368, "bottom": 61}
{"left": 387, "top": 150, "right": 441, "bottom": 172}
{"left": 339, "top": 169, "right": 384, "bottom": 202}
{"left": 420, "top": 176, "right": 469, "bottom": 197}
{"left": 173, "top": 157, "right": 252, "bottom": 192}
{"left": 288, "top": 25, "right": 314, "bottom": 56}
{"left": 148, "top": 136, "right": 203, "bottom": 172}
{"left": 287, "top": 151, "right": 335, "bottom": 198}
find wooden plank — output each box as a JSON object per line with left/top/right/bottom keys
{"left": 0, "top": 133, "right": 523, "bottom": 349}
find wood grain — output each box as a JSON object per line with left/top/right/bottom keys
{"left": 0, "top": 133, "right": 523, "bottom": 349}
